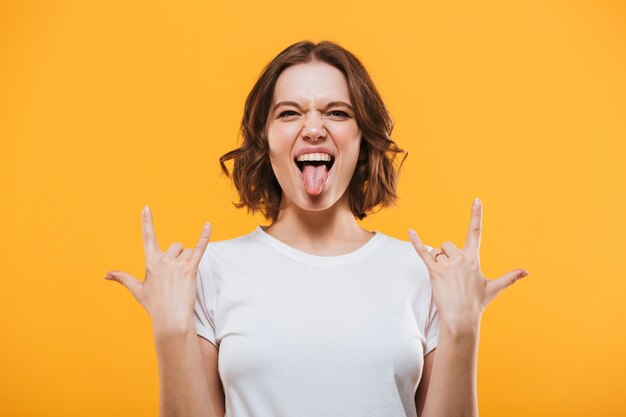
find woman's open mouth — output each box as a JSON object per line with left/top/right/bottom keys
{"left": 294, "top": 158, "right": 334, "bottom": 173}
{"left": 294, "top": 157, "right": 335, "bottom": 196}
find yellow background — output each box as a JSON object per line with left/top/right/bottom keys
{"left": 1, "top": 0, "right": 625, "bottom": 415}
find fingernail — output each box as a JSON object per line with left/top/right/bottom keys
{"left": 474, "top": 198, "right": 481, "bottom": 206}
{"left": 203, "top": 222, "right": 211, "bottom": 231}
{"left": 408, "top": 229, "right": 417, "bottom": 238}
{"left": 143, "top": 205, "right": 149, "bottom": 215}
{"left": 519, "top": 270, "right": 529, "bottom": 278}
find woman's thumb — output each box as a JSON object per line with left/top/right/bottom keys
{"left": 104, "top": 270, "right": 142, "bottom": 299}
{"left": 489, "top": 269, "right": 529, "bottom": 298}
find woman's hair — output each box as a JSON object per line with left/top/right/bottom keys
{"left": 219, "top": 40, "right": 408, "bottom": 223}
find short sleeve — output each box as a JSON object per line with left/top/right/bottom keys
{"left": 423, "top": 244, "right": 439, "bottom": 355}
{"left": 193, "top": 251, "right": 218, "bottom": 348}
{"left": 424, "top": 287, "right": 439, "bottom": 355}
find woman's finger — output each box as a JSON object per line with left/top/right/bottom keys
{"left": 164, "top": 242, "right": 185, "bottom": 259}
{"left": 104, "top": 270, "right": 143, "bottom": 300}
{"left": 464, "top": 198, "right": 483, "bottom": 256}
{"left": 178, "top": 248, "right": 194, "bottom": 262}
{"left": 430, "top": 248, "right": 449, "bottom": 264}
{"left": 440, "top": 241, "right": 462, "bottom": 259}
{"left": 190, "top": 223, "right": 212, "bottom": 267}
{"left": 142, "top": 206, "right": 161, "bottom": 261}
{"left": 487, "top": 269, "right": 529, "bottom": 300}
{"left": 408, "top": 229, "right": 436, "bottom": 270}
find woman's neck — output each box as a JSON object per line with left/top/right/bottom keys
{"left": 262, "top": 192, "right": 374, "bottom": 252}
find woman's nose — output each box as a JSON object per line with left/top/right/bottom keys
{"left": 301, "top": 114, "right": 326, "bottom": 141}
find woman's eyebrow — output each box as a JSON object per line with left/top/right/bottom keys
{"left": 272, "top": 101, "right": 354, "bottom": 112}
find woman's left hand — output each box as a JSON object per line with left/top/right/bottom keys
{"left": 408, "top": 198, "right": 529, "bottom": 336}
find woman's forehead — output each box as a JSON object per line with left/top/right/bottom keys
{"left": 272, "top": 62, "right": 351, "bottom": 105}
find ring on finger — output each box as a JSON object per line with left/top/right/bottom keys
{"left": 433, "top": 250, "right": 448, "bottom": 262}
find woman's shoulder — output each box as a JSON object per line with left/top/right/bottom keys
{"left": 201, "top": 226, "right": 272, "bottom": 263}
{"left": 376, "top": 231, "right": 434, "bottom": 253}
{"left": 375, "top": 232, "right": 434, "bottom": 274}
{"left": 204, "top": 228, "right": 257, "bottom": 251}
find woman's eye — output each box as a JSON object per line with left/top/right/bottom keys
{"left": 278, "top": 110, "right": 350, "bottom": 118}
{"left": 278, "top": 110, "right": 298, "bottom": 118}
{"left": 329, "top": 110, "right": 350, "bottom": 118}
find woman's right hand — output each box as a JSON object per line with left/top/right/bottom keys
{"left": 104, "top": 205, "right": 212, "bottom": 333}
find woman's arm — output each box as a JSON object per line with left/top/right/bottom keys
{"left": 105, "top": 207, "right": 219, "bottom": 417}
{"left": 198, "top": 336, "right": 226, "bottom": 417}
{"left": 414, "top": 349, "right": 435, "bottom": 416}
{"left": 418, "top": 326, "right": 479, "bottom": 417}
{"left": 153, "top": 321, "right": 218, "bottom": 417}
{"left": 409, "top": 198, "right": 529, "bottom": 417}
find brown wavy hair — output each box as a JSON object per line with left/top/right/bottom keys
{"left": 219, "top": 40, "right": 408, "bottom": 223}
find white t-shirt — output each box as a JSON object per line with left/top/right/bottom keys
{"left": 193, "top": 225, "right": 439, "bottom": 417}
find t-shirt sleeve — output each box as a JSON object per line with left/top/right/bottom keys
{"left": 423, "top": 244, "right": 439, "bottom": 355}
{"left": 193, "top": 250, "right": 218, "bottom": 348}
{"left": 424, "top": 286, "right": 439, "bottom": 355}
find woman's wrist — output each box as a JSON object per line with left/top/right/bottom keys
{"left": 440, "top": 313, "right": 482, "bottom": 341}
{"left": 151, "top": 314, "right": 196, "bottom": 338}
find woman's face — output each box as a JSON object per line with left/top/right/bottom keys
{"left": 265, "top": 61, "right": 362, "bottom": 213}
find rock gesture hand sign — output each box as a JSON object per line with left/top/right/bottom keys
{"left": 408, "top": 198, "right": 529, "bottom": 335}
{"left": 104, "top": 206, "right": 212, "bottom": 332}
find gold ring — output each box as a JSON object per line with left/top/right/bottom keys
{"left": 434, "top": 251, "right": 447, "bottom": 262}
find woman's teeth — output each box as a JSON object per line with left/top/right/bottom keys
{"left": 296, "top": 153, "right": 333, "bottom": 162}
{"left": 294, "top": 153, "right": 334, "bottom": 172}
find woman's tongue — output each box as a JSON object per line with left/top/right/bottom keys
{"left": 301, "top": 164, "right": 329, "bottom": 196}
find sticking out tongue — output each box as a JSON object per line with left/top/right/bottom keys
{"left": 301, "top": 164, "right": 329, "bottom": 196}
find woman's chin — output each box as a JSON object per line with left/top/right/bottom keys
{"left": 297, "top": 193, "right": 336, "bottom": 211}
{"left": 279, "top": 186, "right": 336, "bottom": 212}
{"left": 295, "top": 186, "right": 351, "bottom": 213}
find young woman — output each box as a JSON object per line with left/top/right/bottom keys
{"left": 105, "top": 40, "right": 529, "bottom": 417}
